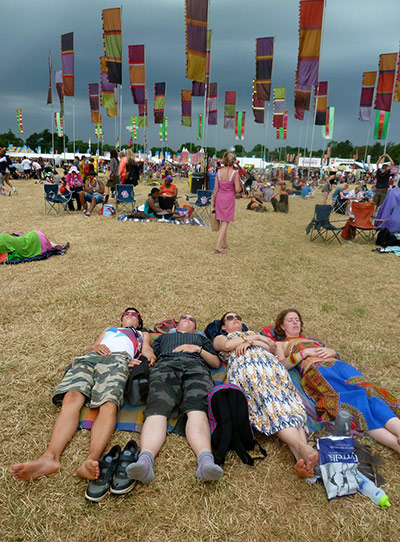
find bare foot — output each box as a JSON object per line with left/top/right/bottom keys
{"left": 77, "top": 459, "right": 100, "bottom": 480}
{"left": 294, "top": 448, "right": 319, "bottom": 478}
{"left": 11, "top": 455, "right": 60, "bottom": 481}
{"left": 214, "top": 248, "right": 226, "bottom": 255}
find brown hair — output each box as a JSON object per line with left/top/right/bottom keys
{"left": 222, "top": 151, "right": 236, "bottom": 167}
{"left": 274, "top": 309, "right": 303, "bottom": 336}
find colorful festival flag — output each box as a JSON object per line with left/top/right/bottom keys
{"left": 47, "top": 50, "right": 53, "bottom": 105}
{"left": 154, "top": 83, "right": 166, "bottom": 124}
{"left": 55, "top": 70, "right": 64, "bottom": 117}
{"left": 235, "top": 112, "right": 246, "bottom": 140}
{"left": 255, "top": 37, "right": 274, "bottom": 101}
{"left": 181, "top": 90, "right": 192, "bottom": 127}
{"left": 252, "top": 79, "right": 265, "bottom": 124}
{"left": 185, "top": 0, "right": 208, "bottom": 82}
{"left": 314, "top": 81, "right": 328, "bottom": 125}
{"left": 16, "top": 109, "right": 23, "bottom": 134}
{"left": 88, "top": 83, "right": 100, "bottom": 123}
{"left": 273, "top": 87, "right": 286, "bottom": 128}
{"left": 191, "top": 30, "right": 212, "bottom": 96}
{"left": 374, "top": 109, "right": 390, "bottom": 140}
{"left": 375, "top": 52, "right": 397, "bottom": 112}
{"left": 139, "top": 99, "right": 148, "bottom": 127}
{"left": 224, "top": 91, "right": 236, "bottom": 129}
{"left": 276, "top": 110, "right": 288, "bottom": 140}
{"left": 130, "top": 115, "right": 138, "bottom": 140}
{"left": 100, "top": 56, "right": 116, "bottom": 111}
{"left": 359, "top": 71, "right": 377, "bottom": 122}
{"left": 128, "top": 45, "right": 146, "bottom": 104}
{"left": 96, "top": 117, "right": 103, "bottom": 140}
{"left": 54, "top": 112, "right": 63, "bottom": 137}
{"left": 394, "top": 43, "right": 400, "bottom": 102}
{"left": 197, "top": 114, "right": 203, "bottom": 140}
{"left": 322, "top": 106, "right": 334, "bottom": 139}
{"left": 207, "top": 82, "right": 218, "bottom": 125}
{"left": 102, "top": 8, "right": 122, "bottom": 84}
{"left": 159, "top": 116, "right": 168, "bottom": 142}
{"left": 61, "top": 32, "right": 74, "bottom": 96}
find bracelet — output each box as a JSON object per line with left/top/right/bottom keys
{"left": 198, "top": 347, "right": 203, "bottom": 355}
{"left": 289, "top": 352, "right": 300, "bottom": 365}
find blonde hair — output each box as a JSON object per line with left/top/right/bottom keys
{"left": 126, "top": 148, "right": 135, "bottom": 166}
{"left": 222, "top": 151, "right": 236, "bottom": 167}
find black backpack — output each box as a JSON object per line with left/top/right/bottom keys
{"left": 208, "top": 384, "right": 267, "bottom": 466}
{"left": 124, "top": 355, "right": 149, "bottom": 407}
{"left": 376, "top": 227, "right": 399, "bottom": 247}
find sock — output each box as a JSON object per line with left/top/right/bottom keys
{"left": 195, "top": 451, "right": 223, "bottom": 482}
{"left": 126, "top": 451, "right": 154, "bottom": 483}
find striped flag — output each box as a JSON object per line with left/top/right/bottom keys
{"left": 235, "top": 111, "right": 245, "bottom": 140}
{"left": 374, "top": 109, "right": 390, "bottom": 140}
{"left": 197, "top": 114, "right": 203, "bottom": 140}
{"left": 54, "top": 112, "right": 63, "bottom": 136}
{"left": 16, "top": 109, "right": 23, "bottom": 134}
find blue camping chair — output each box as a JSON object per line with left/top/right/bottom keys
{"left": 305, "top": 204, "right": 346, "bottom": 244}
{"left": 44, "top": 184, "right": 72, "bottom": 216}
{"left": 115, "top": 184, "right": 136, "bottom": 214}
{"left": 186, "top": 189, "right": 213, "bottom": 222}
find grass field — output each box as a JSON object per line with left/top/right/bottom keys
{"left": 1, "top": 176, "right": 399, "bottom": 542}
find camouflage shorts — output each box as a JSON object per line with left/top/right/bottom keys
{"left": 144, "top": 356, "right": 214, "bottom": 420}
{"left": 52, "top": 352, "right": 131, "bottom": 409}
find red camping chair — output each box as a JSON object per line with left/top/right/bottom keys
{"left": 346, "top": 202, "right": 387, "bottom": 242}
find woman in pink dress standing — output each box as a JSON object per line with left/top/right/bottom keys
{"left": 212, "top": 152, "right": 242, "bottom": 254}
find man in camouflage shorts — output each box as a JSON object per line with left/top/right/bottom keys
{"left": 126, "top": 314, "right": 224, "bottom": 483}
{"left": 12, "top": 308, "right": 155, "bottom": 482}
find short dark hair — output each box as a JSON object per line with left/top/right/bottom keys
{"left": 121, "top": 307, "right": 143, "bottom": 330}
{"left": 274, "top": 309, "right": 303, "bottom": 337}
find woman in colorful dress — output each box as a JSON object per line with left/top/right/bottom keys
{"left": 213, "top": 312, "right": 318, "bottom": 478}
{"left": 212, "top": 152, "right": 242, "bottom": 254}
{"left": 272, "top": 309, "right": 400, "bottom": 453}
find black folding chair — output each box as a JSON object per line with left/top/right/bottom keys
{"left": 44, "top": 184, "right": 72, "bottom": 216}
{"left": 306, "top": 204, "right": 345, "bottom": 244}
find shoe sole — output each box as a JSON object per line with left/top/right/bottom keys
{"left": 110, "top": 481, "right": 136, "bottom": 495}
{"left": 85, "top": 489, "right": 110, "bottom": 502}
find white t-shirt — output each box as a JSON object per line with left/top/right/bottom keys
{"left": 21, "top": 159, "right": 31, "bottom": 170}
{"left": 99, "top": 327, "right": 142, "bottom": 358}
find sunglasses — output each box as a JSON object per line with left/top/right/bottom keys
{"left": 225, "top": 314, "right": 242, "bottom": 322}
{"left": 179, "top": 315, "right": 196, "bottom": 323}
{"left": 122, "top": 310, "right": 140, "bottom": 318}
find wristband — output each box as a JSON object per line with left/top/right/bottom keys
{"left": 198, "top": 347, "right": 203, "bottom": 355}
{"left": 289, "top": 352, "right": 300, "bottom": 365}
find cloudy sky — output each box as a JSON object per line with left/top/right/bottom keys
{"left": 1, "top": 0, "right": 400, "bottom": 152}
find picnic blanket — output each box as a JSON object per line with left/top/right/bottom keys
{"left": 0, "top": 248, "right": 66, "bottom": 264}
{"left": 117, "top": 214, "right": 207, "bottom": 226}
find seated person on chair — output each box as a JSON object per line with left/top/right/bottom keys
{"left": 79, "top": 165, "right": 105, "bottom": 217}
{"left": 332, "top": 182, "right": 350, "bottom": 213}
{"left": 126, "top": 314, "right": 224, "bottom": 484}
{"left": 159, "top": 175, "right": 178, "bottom": 210}
{"left": 12, "top": 307, "right": 154, "bottom": 482}
{"left": 144, "top": 187, "right": 183, "bottom": 220}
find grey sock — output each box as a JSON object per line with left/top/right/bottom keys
{"left": 126, "top": 451, "right": 154, "bottom": 483}
{"left": 196, "top": 451, "right": 223, "bottom": 481}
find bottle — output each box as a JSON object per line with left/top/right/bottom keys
{"left": 333, "top": 410, "right": 351, "bottom": 436}
{"left": 356, "top": 471, "right": 391, "bottom": 507}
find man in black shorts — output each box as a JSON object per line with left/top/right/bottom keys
{"left": 374, "top": 153, "right": 394, "bottom": 209}
{"left": 127, "top": 314, "right": 223, "bottom": 483}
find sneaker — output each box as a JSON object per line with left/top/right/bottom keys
{"left": 85, "top": 445, "right": 121, "bottom": 502}
{"left": 83, "top": 210, "right": 91, "bottom": 218}
{"left": 110, "top": 440, "right": 139, "bottom": 495}
{"left": 13, "top": 188, "right": 17, "bottom": 194}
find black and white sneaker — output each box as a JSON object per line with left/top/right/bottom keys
{"left": 85, "top": 445, "right": 121, "bottom": 502}
{"left": 110, "top": 440, "right": 139, "bottom": 495}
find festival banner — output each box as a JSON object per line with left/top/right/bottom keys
{"left": 394, "top": 43, "right": 400, "bottom": 102}
{"left": 88, "top": 83, "right": 100, "bottom": 124}
{"left": 374, "top": 109, "right": 390, "bottom": 140}
{"left": 191, "top": 30, "right": 212, "bottom": 96}
{"left": 207, "top": 82, "right": 218, "bottom": 125}
{"left": 100, "top": 56, "right": 116, "bottom": 110}
{"left": 96, "top": 116, "right": 103, "bottom": 140}
{"left": 130, "top": 115, "right": 138, "bottom": 140}
{"left": 273, "top": 87, "right": 285, "bottom": 128}
{"left": 185, "top": 0, "right": 208, "bottom": 82}
{"left": 359, "top": 71, "right": 377, "bottom": 122}
{"left": 159, "top": 116, "right": 168, "bottom": 142}
{"left": 295, "top": 0, "right": 324, "bottom": 90}
{"left": 375, "top": 52, "right": 397, "bottom": 112}
{"left": 235, "top": 111, "right": 246, "bottom": 140}
{"left": 197, "top": 114, "right": 203, "bottom": 140}
{"left": 224, "top": 91, "right": 236, "bottom": 129}
{"left": 16, "top": 109, "right": 23, "bottom": 134}
{"left": 314, "top": 81, "right": 328, "bottom": 125}
{"left": 154, "top": 82, "right": 166, "bottom": 124}
{"left": 54, "top": 112, "right": 63, "bottom": 137}
{"left": 128, "top": 45, "right": 145, "bottom": 104}
{"left": 192, "top": 81, "right": 205, "bottom": 97}
{"left": 294, "top": 78, "right": 311, "bottom": 120}
{"left": 181, "top": 90, "right": 192, "bottom": 127}
{"left": 55, "top": 70, "right": 64, "bottom": 117}
{"left": 47, "top": 50, "right": 53, "bottom": 105}
{"left": 102, "top": 7, "right": 122, "bottom": 85}
{"left": 276, "top": 110, "right": 288, "bottom": 140}
{"left": 252, "top": 79, "right": 265, "bottom": 124}
{"left": 106, "top": 86, "right": 118, "bottom": 118}
{"left": 255, "top": 37, "right": 274, "bottom": 101}
{"left": 139, "top": 99, "right": 148, "bottom": 127}
{"left": 322, "top": 106, "right": 334, "bottom": 139}
{"left": 61, "top": 32, "right": 74, "bottom": 96}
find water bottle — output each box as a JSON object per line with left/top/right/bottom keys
{"left": 333, "top": 410, "right": 351, "bottom": 436}
{"left": 356, "top": 470, "right": 391, "bottom": 507}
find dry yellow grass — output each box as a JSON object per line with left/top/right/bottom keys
{"left": 1, "top": 176, "right": 399, "bottom": 542}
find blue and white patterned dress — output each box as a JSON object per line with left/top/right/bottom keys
{"left": 219, "top": 331, "right": 306, "bottom": 436}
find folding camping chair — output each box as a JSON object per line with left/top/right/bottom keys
{"left": 346, "top": 202, "right": 387, "bottom": 242}
{"left": 185, "top": 189, "right": 213, "bottom": 222}
{"left": 305, "top": 204, "right": 345, "bottom": 244}
{"left": 115, "top": 184, "right": 137, "bottom": 215}
{"left": 332, "top": 194, "right": 348, "bottom": 214}
{"left": 44, "top": 184, "right": 72, "bottom": 216}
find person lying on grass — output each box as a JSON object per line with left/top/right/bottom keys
{"left": 12, "top": 307, "right": 155, "bottom": 482}
{"left": 126, "top": 314, "right": 224, "bottom": 483}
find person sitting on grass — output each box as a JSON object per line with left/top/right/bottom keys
{"left": 12, "top": 307, "right": 155, "bottom": 482}
{"left": 126, "top": 314, "right": 224, "bottom": 483}
{"left": 144, "top": 187, "right": 184, "bottom": 220}
{"left": 271, "top": 183, "right": 289, "bottom": 213}
{"left": 159, "top": 175, "right": 178, "bottom": 210}
{"left": 79, "top": 165, "right": 105, "bottom": 218}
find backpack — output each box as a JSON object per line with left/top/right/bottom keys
{"left": 208, "top": 384, "right": 267, "bottom": 466}
{"left": 376, "top": 227, "right": 399, "bottom": 247}
{"left": 124, "top": 355, "right": 149, "bottom": 407}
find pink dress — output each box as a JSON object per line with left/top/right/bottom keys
{"left": 214, "top": 169, "right": 237, "bottom": 222}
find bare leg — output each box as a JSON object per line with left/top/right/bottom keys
{"left": 322, "top": 192, "right": 328, "bottom": 205}
{"left": 139, "top": 415, "right": 168, "bottom": 457}
{"left": 368, "top": 417, "right": 400, "bottom": 454}
{"left": 276, "top": 426, "right": 319, "bottom": 477}
{"left": 11, "top": 391, "right": 85, "bottom": 481}
{"left": 215, "top": 221, "right": 229, "bottom": 253}
{"left": 79, "top": 191, "right": 86, "bottom": 210}
{"left": 77, "top": 401, "right": 117, "bottom": 480}
{"left": 185, "top": 411, "right": 212, "bottom": 457}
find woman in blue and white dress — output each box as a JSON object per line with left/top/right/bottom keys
{"left": 214, "top": 312, "right": 318, "bottom": 478}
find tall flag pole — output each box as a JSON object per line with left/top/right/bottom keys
{"left": 224, "top": 92, "right": 236, "bottom": 130}
{"left": 16, "top": 109, "right": 23, "bottom": 135}
{"left": 61, "top": 32, "right": 74, "bottom": 155}
{"left": 154, "top": 83, "right": 166, "bottom": 124}
{"left": 374, "top": 51, "right": 399, "bottom": 152}
{"left": 128, "top": 45, "right": 145, "bottom": 104}
{"left": 181, "top": 90, "right": 192, "bottom": 127}
{"left": 47, "top": 50, "right": 55, "bottom": 163}
{"left": 235, "top": 112, "right": 246, "bottom": 141}
{"left": 358, "top": 71, "right": 377, "bottom": 162}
